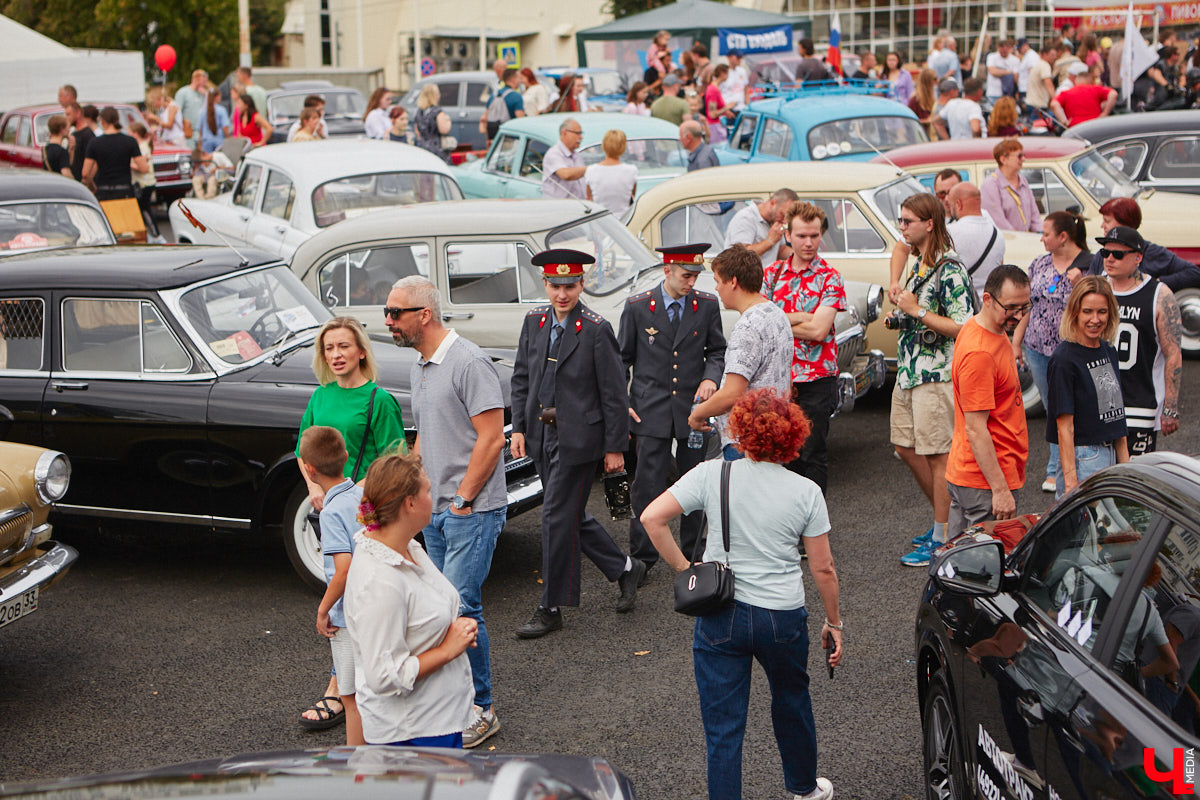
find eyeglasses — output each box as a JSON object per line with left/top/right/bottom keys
{"left": 896, "top": 217, "right": 923, "bottom": 227}
{"left": 999, "top": 301, "right": 1032, "bottom": 315}
{"left": 1099, "top": 248, "right": 1136, "bottom": 260}
{"left": 564, "top": 128, "right": 583, "bottom": 135}
{"left": 384, "top": 306, "right": 426, "bottom": 319}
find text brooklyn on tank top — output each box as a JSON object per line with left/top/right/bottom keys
{"left": 1113, "top": 277, "right": 1165, "bottom": 430}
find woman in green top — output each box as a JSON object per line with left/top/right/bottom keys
{"left": 297, "top": 317, "right": 406, "bottom": 731}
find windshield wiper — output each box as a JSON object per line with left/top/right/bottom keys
{"left": 269, "top": 326, "right": 314, "bottom": 365}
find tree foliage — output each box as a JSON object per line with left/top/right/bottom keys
{"left": 3, "top": 0, "right": 288, "bottom": 86}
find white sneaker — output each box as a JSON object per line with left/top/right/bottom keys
{"left": 1041, "top": 477, "right": 1056, "bottom": 493}
{"left": 462, "top": 704, "right": 500, "bottom": 748}
{"left": 794, "top": 777, "right": 833, "bottom": 800}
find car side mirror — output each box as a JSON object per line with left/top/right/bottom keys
{"left": 931, "top": 539, "right": 1005, "bottom": 598}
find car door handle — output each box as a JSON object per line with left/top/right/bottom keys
{"left": 275, "top": 225, "right": 286, "bottom": 234}
{"left": 238, "top": 214, "right": 250, "bottom": 222}
{"left": 51, "top": 380, "right": 89, "bottom": 392}
{"left": 442, "top": 312, "right": 475, "bottom": 321}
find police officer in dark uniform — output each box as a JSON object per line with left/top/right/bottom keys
{"left": 619, "top": 243, "right": 726, "bottom": 572}
{"left": 510, "top": 249, "right": 645, "bottom": 639}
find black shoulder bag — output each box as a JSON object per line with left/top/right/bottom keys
{"left": 673, "top": 460, "right": 736, "bottom": 616}
{"left": 307, "top": 387, "right": 378, "bottom": 542}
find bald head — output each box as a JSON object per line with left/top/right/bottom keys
{"left": 492, "top": 59, "right": 506, "bottom": 78}
{"left": 679, "top": 120, "right": 705, "bottom": 150}
{"left": 949, "top": 181, "right": 982, "bottom": 218}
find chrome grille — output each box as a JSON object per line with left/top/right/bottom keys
{"left": 0, "top": 505, "right": 34, "bottom": 561}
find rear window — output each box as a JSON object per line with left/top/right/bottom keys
{"left": 311, "top": 172, "right": 462, "bottom": 227}
{"left": 808, "top": 116, "right": 927, "bottom": 160}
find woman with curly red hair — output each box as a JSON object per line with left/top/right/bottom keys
{"left": 343, "top": 452, "right": 478, "bottom": 747}
{"left": 641, "top": 388, "right": 843, "bottom": 800}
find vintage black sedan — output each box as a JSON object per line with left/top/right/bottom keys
{"left": 916, "top": 452, "right": 1200, "bottom": 799}
{"left": 1065, "top": 110, "right": 1200, "bottom": 197}
{"left": 0, "top": 745, "right": 637, "bottom": 799}
{"left": 0, "top": 171, "right": 116, "bottom": 253}
{"left": 0, "top": 245, "right": 542, "bottom": 591}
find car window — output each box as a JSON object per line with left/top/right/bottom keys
{"left": 808, "top": 198, "right": 886, "bottom": 253}
{"left": 486, "top": 134, "right": 520, "bottom": 175}
{"left": 34, "top": 114, "right": 55, "bottom": 145}
{"left": 0, "top": 202, "right": 115, "bottom": 250}
{"left": 317, "top": 244, "right": 430, "bottom": 308}
{"left": 446, "top": 242, "right": 541, "bottom": 304}
{"left": 1148, "top": 136, "right": 1200, "bottom": 182}
{"left": 1003, "top": 168, "right": 1081, "bottom": 216}
{"left": 15, "top": 117, "right": 32, "bottom": 149}
{"left": 0, "top": 298, "right": 45, "bottom": 371}
{"left": 520, "top": 139, "right": 550, "bottom": 179}
{"left": 1069, "top": 150, "right": 1141, "bottom": 203}
{"left": 437, "top": 82, "right": 461, "bottom": 107}
{"left": 580, "top": 138, "right": 685, "bottom": 169}
{"left": 465, "top": 82, "right": 491, "bottom": 108}
{"left": 233, "top": 164, "right": 263, "bottom": 210}
{"left": 1022, "top": 495, "right": 1160, "bottom": 659}
{"left": 808, "top": 116, "right": 927, "bottom": 160}
{"left": 1140, "top": 523, "right": 1200, "bottom": 730}
{"left": 661, "top": 201, "right": 753, "bottom": 258}
{"left": 912, "top": 169, "right": 970, "bottom": 192}
{"left": 757, "top": 118, "right": 793, "bottom": 159}
{"left": 1098, "top": 141, "right": 1148, "bottom": 180}
{"left": 261, "top": 170, "right": 296, "bottom": 220}
{"left": 731, "top": 114, "right": 759, "bottom": 152}
{"left": 0, "top": 117, "right": 19, "bottom": 145}
{"left": 546, "top": 214, "right": 658, "bottom": 295}
{"left": 311, "top": 172, "right": 461, "bottom": 227}
{"left": 62, "top": 299, "right": 191, "bottom": 374}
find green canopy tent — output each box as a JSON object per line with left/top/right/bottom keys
{"left": 576, "top": 0, "right": 809, "bottom": 81}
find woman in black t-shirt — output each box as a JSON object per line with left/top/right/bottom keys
{"left": 42, "top": 114, "right": 73, "bottom": 178}
{"left": 1045, "top": 276, "right": 1129, "bottom": 498}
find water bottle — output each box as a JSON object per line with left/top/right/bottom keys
{"left": 688, "top": 402, "right": 705, "bottom": 450}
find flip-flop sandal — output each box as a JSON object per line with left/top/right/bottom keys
{"left": 299, "top": 696, "right": 345, "bottom": 730}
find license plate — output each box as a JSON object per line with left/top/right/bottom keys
{"left": 0, "top": 587, "right": 38, "bottom": 629}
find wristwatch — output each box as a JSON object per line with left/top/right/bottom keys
{"left": 452, "top": 494, "right": 473, "bottom": 510}
{"left": 917, "top": 308, "right": 928, "bottom": 321}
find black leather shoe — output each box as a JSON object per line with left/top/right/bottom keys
{"left": 516, "top": 606, "right": 563, "bottom": 639}
{"left": 616, "top": 559, "right": 647, "bottom": 613}
{"left": 637, "top": 561, "right": 654, "bottom": 587}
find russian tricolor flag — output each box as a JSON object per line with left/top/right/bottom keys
{"left": 827, "top": 12, "right": 843, "bottom": 76}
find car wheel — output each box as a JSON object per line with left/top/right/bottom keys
{"left": 1175, "top": 287, "right": 1200, "bottom": 358}
{"left": 282, "top": 482, "right": 326, "bottom": 593}
{"left": 1020, "top": 362, "right": 1043, "bottom": 417}
{"left": 923, "top": 673, "right": 967, "bottom": 800}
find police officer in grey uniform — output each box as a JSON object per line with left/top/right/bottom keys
{"left": 619, "top": 243, "right": 726, "bottom": 572}
{"left": 510, "top": 249, "right": 645, "bottom": 639}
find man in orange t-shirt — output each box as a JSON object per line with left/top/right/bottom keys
{"left": 946, "top": 264, "right": 1032, "bottom": 537}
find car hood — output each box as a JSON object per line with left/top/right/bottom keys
{"left": 0, "top": 746, "right": 636, "bottom": 800}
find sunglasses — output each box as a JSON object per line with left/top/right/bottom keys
{"left": 896, "top": 217, "right": 924, "bottom": 227}
{"left": 1099, "top": 248, "right": 1136, "bottom": 260}
{"left": 384, "top": 306, "right": 426, "bottom": 319}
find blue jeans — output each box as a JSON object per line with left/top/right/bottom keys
{"left": 1022, "top": 345, "right": 1060, "bottom": 482}
{"left": 422, "top": 507, "right": 506, "bottom": 710}
{"left": 1055, "top": 443, "right": 1115, "bottom": 498}
{"left": 693, "top": 601, "right": 818, "bottom": 799}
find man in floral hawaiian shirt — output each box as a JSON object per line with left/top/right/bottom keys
{"left": 891, "top": 193, "right": 973, "bottom": 568}
{"left": 761, "top": 201, "right": 846, "bottom": 494}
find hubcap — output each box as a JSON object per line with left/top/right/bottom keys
{"left": 1176, "top": 289, "right": 1200, "bottom": 354}
{"left": 926, "top": 692, "right": 958, "bottom": 800}
{"left": 291, "top": 497, "right": 324, "bottom": 583}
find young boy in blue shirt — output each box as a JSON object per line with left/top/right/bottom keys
{"left": 299, "top": 425, "right": 365, "bottom": 746}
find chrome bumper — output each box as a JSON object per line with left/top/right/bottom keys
{"left": 0, "top": 541, "right": 79, "bottom": 600}
{"left": 834, "top": 349, "right": 887, "bottom": 418}
{"left": 506, "top": 473, "right": 544, "bottom": 517}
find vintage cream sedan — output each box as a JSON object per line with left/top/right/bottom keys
{"left": 625, "top": 161, "right": 1045, "bottom": 364}
{"left": 289, "top": 198, "right": 886, "bottom": 415}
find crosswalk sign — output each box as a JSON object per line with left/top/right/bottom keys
{"left": 498, "top": 42, "right": 520, "bottom": 67}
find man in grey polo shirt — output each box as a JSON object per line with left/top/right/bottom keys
{"left": 723, "top": 188, "right": 798, "bottom": 267}
{"left": 384, "top": 276, "right": 508, "bottom": 749}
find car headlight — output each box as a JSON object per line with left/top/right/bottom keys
{"left": 179, "top": 155, "right": 193, "bottom": 177}
{"left": 34, "top": 451, "right": 70, "bottom": 505}
{"left": 866, "top": 284, "right": 883, "bottom": 324}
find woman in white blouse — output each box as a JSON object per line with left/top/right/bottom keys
{"left": 362, "top": 87, "right": 393, "bottom": 140}
{"left": 584, "top": 129, "right": 638, "bottom": 217}
{"left": 344, "top": 453, "right": 477, "bottom": 747}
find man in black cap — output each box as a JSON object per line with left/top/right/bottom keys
{"left": 1098, "top": 225, "right": 1182, "bottom": 455}
{"left": 510, "top": 249, "right": 645, "bottom": 638}
{"left": 619, "top": 243, "right": 725, "bottom": 575}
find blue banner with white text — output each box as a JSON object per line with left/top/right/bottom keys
{"left": 717, "top": 25, "right": 794, "bottom": 56}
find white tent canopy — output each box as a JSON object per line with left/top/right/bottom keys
{"left": 0, "top": 15, "right": 144, "bottom": 108}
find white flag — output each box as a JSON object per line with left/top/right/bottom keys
{"left": 1120, "top": 1, "right": 1160, "bottom": 104}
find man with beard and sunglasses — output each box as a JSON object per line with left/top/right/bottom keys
{"left": 946, "top": 264, "right": 1032, "bottom": 538}
{"left": 383, "top": 276, "right": 509, "bottom": 749}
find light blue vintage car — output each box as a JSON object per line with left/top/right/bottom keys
{"left": 453, "top": 112, "right": 686, "bottom": 200}
{"left": 715, "top": 81, "right": 927, "bottom": 165}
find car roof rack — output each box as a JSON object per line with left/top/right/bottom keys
{"left": 752, "top": 79, "right": 893, "bottom": 100}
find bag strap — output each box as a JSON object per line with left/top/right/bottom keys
{"left": 719, "top": 461, "right": 732, "bottom": 561}
{"left": 350, "top": 387, "right": 378, "bottom": 482}
{"left": 968, "top": 226, "right": 1000, "bottom": 276}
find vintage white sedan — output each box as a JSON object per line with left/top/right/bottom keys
{"left": 168, "top": 140, "right": 463, "bottom": 260}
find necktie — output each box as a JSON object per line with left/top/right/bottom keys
{"left": 538, "top": 323, "right": 563, "bottom": 408}
{"left": 668, "top": 301, "right": 680, "bottom": 325}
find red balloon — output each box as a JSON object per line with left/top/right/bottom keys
{"left": 154, "top": 44, "right": 177, "bottom": 72}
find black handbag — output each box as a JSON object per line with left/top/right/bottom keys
{"left": 307, "top": 387, "right": 378, "bottom": 541}
{"left": 673, "top": 460, "right": 735, "bottom": 617}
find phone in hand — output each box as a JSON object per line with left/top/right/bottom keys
{"left": 825, "top": 636, "right": 836, "bottom": 679}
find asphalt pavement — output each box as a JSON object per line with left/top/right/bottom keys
{"left": 4, "top": 367, "right": 1199, "bottom": 799}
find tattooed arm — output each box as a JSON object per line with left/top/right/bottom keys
{"left": 1156, "top": 284, "right": 1183, "bottom": 435}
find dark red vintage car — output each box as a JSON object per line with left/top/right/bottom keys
{"left": 0, "top": 103, "right": 193, "bottom": 204}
